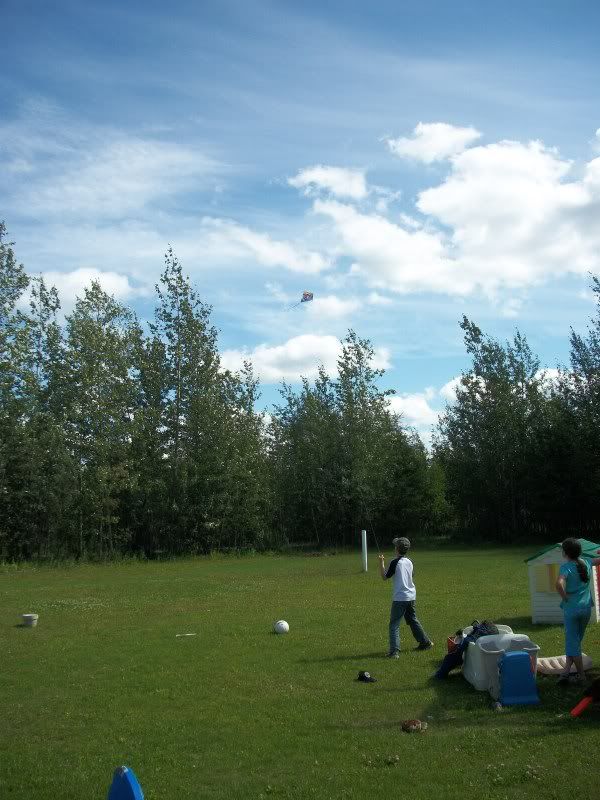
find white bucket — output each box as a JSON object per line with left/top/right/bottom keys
{"left": 22, "top": 614, "right": 39, "bottom": 627}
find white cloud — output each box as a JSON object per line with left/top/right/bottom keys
{"left": 417, "top": 139, "right": 599, "bottom": 290}
{"left": 535, "top": 368, "right": 560, "bottom": 389}
{"left": 307, "top": 295, "right": 361, "bottom": 319}
{"left": 313, "top": 199, "right": 465, "bottom": 294}
{"left": 308, "top": 132, "right": 600, "bottom": 300}
{"left": 221, "top": 334, "right": 342, "bottom": 382}
{"left": 388, "top": 376, "right": 475, "bottom": 445}
{"left": 261, "top": 411, "right": 273, "bottom": 429}
{"left": 200, "top": 218, "right": 328, "bottom": 274}
{"left": 388, "top": 368, "right": 561, "bottom": 446}
{"left": 221, "top": 334, "right": 390, "bottom": 383}
{"left": 439, "top": 376, "right": 462, "bottom": 403}
{"left": 366, "top": 291, "right": 393, "bottom": 306}
{"left": 42, "top": 267, "right": 149, "bottom": 312}
{"left": 288, "top": 165, "right": 368, "bottom": 200}
{"left": 386, "top": 122, "right": 482, "bottom": 163}
{"left": 388, "top": 388, "right": 439, "bottom": 445}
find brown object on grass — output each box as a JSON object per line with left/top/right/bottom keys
{"left": 401, "top": 719, "right": 428, "bottom": 733}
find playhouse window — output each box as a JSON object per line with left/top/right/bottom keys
{"left": 534, "top": 564, "right": 559, "bottom": 593}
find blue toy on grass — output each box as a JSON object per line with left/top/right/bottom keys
{"left": 107, "top": 766, "right": 144, "bottom": 800}
{"left": 499, "top": 651, "right": 540, "bottom": 706}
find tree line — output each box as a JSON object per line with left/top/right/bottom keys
{"left": 1, "top": 223, "right": 599, "bottom": 559}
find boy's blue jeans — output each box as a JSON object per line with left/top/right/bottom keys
{"left": 389, "top": 600, "right": 429, "bottom": 653}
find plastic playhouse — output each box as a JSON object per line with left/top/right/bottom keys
{"left": 462, "top": 625, "right": 540, "bottom": 704}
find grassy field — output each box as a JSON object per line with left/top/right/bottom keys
{"left": 1, "top": 548, "right": 600, "bottom": 800}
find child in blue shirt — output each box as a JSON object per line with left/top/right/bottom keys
{"left": 556, "top": 537, "right": 600, "bottom": 683}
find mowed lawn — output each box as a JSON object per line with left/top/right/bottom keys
{"left": 2, "top": 549, "right": 600, "bottom": 800}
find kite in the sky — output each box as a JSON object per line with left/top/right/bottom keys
{"left": 286, "top": 291, "right": 314, "bottom": 310}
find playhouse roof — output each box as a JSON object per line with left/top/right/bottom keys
{"left": 525, "top": 539, "right": 600, "bottom": 563}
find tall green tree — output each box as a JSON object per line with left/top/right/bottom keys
{"left": 436, "top": 317, "right": 545, "bottom": 541}
{"left": 61, "top": 282, "right": 139, "bottom": 556}
{"left": 0, "top": 223, "right": 32, "bottom": 558}
{"left": 146, "top": 248, "right": 222, "bottom": 552}
{"left": 538, "top": 276, "right": 600, "bottom": 535}
{"left": 0, "top": 229, "right": 72, "bottom": 558}
{"left": 270, "top": 330, "right": 434, "bottom": 547}
{"left": 134, "top": 249, "right": 271, "bottom": 554}
{"left": 17, "top": 275, "right": 75, "bottom": 558}
{"left": 125, "top": 324, "right": 170, "bottom": 554}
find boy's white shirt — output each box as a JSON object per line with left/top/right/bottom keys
{"left": 389, "top": 556, "right": 416, "bottom": 601}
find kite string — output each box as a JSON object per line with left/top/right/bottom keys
{"left": 370, "top": 526, "right": 382, "bottom": 555}
{"left": 363, "top": 505, "right": 382, "bottom": 554}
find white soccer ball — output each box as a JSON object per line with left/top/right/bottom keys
{"left": 273, "top": 620, "right": 289, "bottom": 634}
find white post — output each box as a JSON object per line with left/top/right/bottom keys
{"left": 361, "top": 529, "right": 368, "bottom": 572}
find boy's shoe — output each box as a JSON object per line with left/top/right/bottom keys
{"left": 416, "top": 640, "right": 434, "bottom": 651}
{"left": 386, "top": 651, "right": 400, "bottom": 659}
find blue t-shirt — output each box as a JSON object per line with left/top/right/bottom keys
{"left": 559, "top": 558, "right": 593, "bottom": 610}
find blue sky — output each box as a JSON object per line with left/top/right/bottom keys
{"left": 3, "top": 0, "right": 600, "bottom": 440}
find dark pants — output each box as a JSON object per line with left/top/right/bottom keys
{"left": 434, "top": 636, "right": 473, "bottom": 678}
{"left": 389, "top": 600, "right": 429, "bottom": 653}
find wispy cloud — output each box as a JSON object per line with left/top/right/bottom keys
{"left": 17, "top": 139, "right": 217, "bottom": 220}
{"left": 1, "top": 103, "right": 222, "bottom": 222}
{"left": 199, "top": 218, "right": 329, "bottom": 274}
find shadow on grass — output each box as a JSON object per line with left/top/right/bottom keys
{"left": 415, "top": 664, "right": 600, "bottom": 736}
{"left": 333, "top": 674, "right": 600, "bottom": 736}
{"left": 298, "top": 651, "right": 386, "bottom": 663}
{"left": 299, "top": 644, "right": 441, "bottom": 664}
{"left": 498, "top": 615, "right": 556, "bottom": 632}
{"left": 332, "top": 661, "right": 600, "bottom": 737}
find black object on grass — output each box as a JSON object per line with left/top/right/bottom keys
{"left": 357, "top": 671, "right": 377, "bottom": 683}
